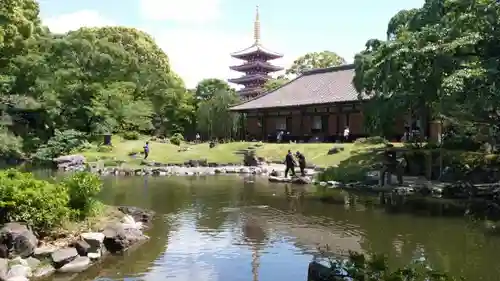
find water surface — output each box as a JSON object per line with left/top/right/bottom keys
{"left": 48, "top": 175, "right": 500, "bottom": 281}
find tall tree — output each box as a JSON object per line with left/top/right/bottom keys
{"left": 196, "top": 89, "right": 239, "bottom": 140}
{"left": 286, "top": 51, "right": 346, "bottom": 76}
{"left": 263, "top": 75, "right": 289, "bottom": 92}
{"left": 195, "top": 78, "right": 232, "bottom": 100}
{"left": 353, "top": 0, "right": 500, "bottom": 141}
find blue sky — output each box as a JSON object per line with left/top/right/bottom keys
{"left": 38, "top": 0, "right": 424, "bottom": 88}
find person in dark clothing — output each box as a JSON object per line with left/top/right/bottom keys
{"left": 380, "top": 144, "right": 403, "bottom": 186}
{"left": 284, "top": 150, "right": 296, "bottom": 178}
{"left": 295, "top": 151, "right": 306, "bottom": 176}
{"left": 143, "top": 141, "right": 150, "bottom": 160}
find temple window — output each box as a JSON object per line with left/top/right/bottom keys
{"left": 312, "top": 116, "right": 322, "bottom": 130}
{"left": 275, "top": 117, "right": 286, "bottom": 130}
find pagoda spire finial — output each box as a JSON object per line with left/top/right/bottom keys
{"left": 253, "top": 5, "right": 260, "bottom": 44}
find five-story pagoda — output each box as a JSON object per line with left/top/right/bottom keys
{"left": 228, "top": 6, "right": 283, "bottom": 100}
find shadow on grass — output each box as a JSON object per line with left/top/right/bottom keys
{"left": 317, "top": 146, "right": 386, "bottom": 183}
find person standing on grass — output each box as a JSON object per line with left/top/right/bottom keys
{"left": 295, "top": 151, "right": 306, "bottom": 177}
{"left": 343, "top": 126, "right": 350, "bottom": 142}
{"left": 143, "top": 141, "right": 150, "bottom": 160}
{"left": 196, "top": 133, "right": 201, "bottom": 143}
{"left": 284, "top": 150, "right": 296, "bottom": 178}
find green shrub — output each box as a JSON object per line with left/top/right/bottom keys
{"left": 33, "top": 129, "right": 87, "bottom": 161}
{"left": 122, "top": 131, "right": 140, "bottom": 140}
{"left": 317, "top": 165, "right": 368, "bottom": 183}
{"left": 321, "top": 250, "right": 460, "bottom": 280}
{"left": 97, "top": 145, "right": 113, "bottom": 153}
{"left": 170, "top": 133, "right": 184, "bottom": 146}
{"left": 354, "top": 136, "right": 388, "bottom": 146}
{"left": 0, "top": 169, "right": 71, "bottom": 231}
{"left": 61, "top": 172, "right": 102, "bottom": 218}
{"left": 0, "top": 127, "right": 24, "bottom": 161}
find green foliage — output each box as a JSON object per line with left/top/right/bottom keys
{"left": 196, "top": 88, "right": 240, "bottom": 140}
{"left": 353, "top": 136, "right": 388, "bottom": 146}
{"left": 195, "top": 78, "right": 231, "bottom": 100}
{"left": 317, "top": 164, "right": 369, "bottom": 183}
{"left": 0, "top": 126, "right": 24, "bottom": 160}
{"left": 122, "top": 131, "right": 140, "bottom": 140}
{"left": 286, "top": 51, "right": 346, "bottom": 76}
{"left": 170, "top": 133, "right": 184, "bottom": 146}
{"left": 322, "top": 251, "right": 459, "bottom": 280}
{"left": 353, "top": 0, "right": 500, "bottom": 144}
{"left": 97, "top": 145, "right": 113, "bottom": 153}
{"left": 0, "top": 3, "right": 195, "bottom": 158}
{"left": 263, "top": 75, "right": 289, "bottom": 92}
{"left": 61, "top": 172, "right": 102, "bottom": 218}
{"left": 0, "top": 169, "right": 70, "bottom": 231}
{"left": 33, "top": 129, "right": 86, "bottom": 161}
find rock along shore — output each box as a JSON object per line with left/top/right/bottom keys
{"left": 0, "top": 206, "right": 154, "bottom": 281}
{"left": 54, "top": 154, "right": 321, "bottom": 178}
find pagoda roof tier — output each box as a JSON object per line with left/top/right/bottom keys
{"left": 231, "top": 43, "right": 283, "bottom": 60}
{"left": 230, "top": 61, "right": 283, "bottom": 72}
{"left": 228, "top": 74, "right": 271, "bottom": 84}
{"left": 238, "top": 87, "right": 264, "bottom": 96}
{"left": 230, "top": 64, "right": 360, "bottom": 111}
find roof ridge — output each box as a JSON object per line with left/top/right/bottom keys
{"left": 302, "top": 63, "right": 355, "bottom": 76}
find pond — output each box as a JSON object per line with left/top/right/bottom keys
{"left": 45, "top": 175, "right": 500, "bottom": 281}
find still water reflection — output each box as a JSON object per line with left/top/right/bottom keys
{"left": 47, "top": 175, "right": 500, "bottom": 281}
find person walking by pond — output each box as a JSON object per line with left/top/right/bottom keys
{"left": 295, "top": 151, "right": 306, "bottom": 177}
{"left": 143, "top": 141, "right": 150, "bottom": 160}
{"left": 284, "top": 150, "right": 296, "bottom": 178}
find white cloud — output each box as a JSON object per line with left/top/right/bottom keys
{"left": 139, "top": 0, "right": 221, "bottom": 23}
{"left": 43, "top": 10, "right": 115, "bottom": 34}
{"left": 42, "top": 10, "right": 297, "bottom": 88}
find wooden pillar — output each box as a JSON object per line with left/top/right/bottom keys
{"left": 300, "top": 110, "right": 305, "bottom": 135}
{"left": 336, "top": 106, "right": 342, "bottom": 135}
{"left": 240, "top": 113, "right": 246, "bottom": 141}
{"left": 261, "top": 114, "right": 266, "bottom": 141}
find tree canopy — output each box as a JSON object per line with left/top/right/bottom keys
{"left": 353, "top": 0, "right": 500, "bottom": 140}
{"left": 0, "top": 0, "right": 195, "bottom": 160}
{"left": 286, "top": 51, "right": 346, "bottom": 76}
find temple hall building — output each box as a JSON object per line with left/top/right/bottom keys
{"left": 230, "top": 64, "right": 441, "bottom": 142}
{"left": 228, "top": 6, "right": 283, "bottom": 100}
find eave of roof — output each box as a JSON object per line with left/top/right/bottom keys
{"left": 229, "top": 61, "right": 283, "bottom": 72}
{"left": 231, "top": 43, "right": 283, "bottom": 58}
{"left": 229, "top": 64, "right": 362, "bottom": 111}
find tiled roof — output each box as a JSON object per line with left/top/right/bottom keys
{"left": 229, "top": 64, "right": 360, "bottom": 111}
{"left": 231, "top": 43, "right": 283, "bottom": 59}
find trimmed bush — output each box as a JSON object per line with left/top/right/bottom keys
{"left": 353, "top": 136, "right": 388, "bottom": 146}
{"left": 122, "top": 131, "right": 140, "bottom": 140}
{"left": 170, "top": 133, "right": 184, "bottom": 146}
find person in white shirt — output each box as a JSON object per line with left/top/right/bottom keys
{"left": 343, "top": 126, "right": 350, "bottom": 142}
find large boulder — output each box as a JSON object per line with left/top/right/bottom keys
{"left": 0, "top": 223, "right": 38, "bottom": 258}
{"left": 292, "top": 176, "right": 312, "bottom": 185}
{"left": 243, "top": 150, "right": 260, "bottom": 166}
{"left": 102, "top": 223, "right": 147, "bottom": 254}
{"left": 51, "top": 247, "right": 78, "bottom": 268}
{"left": 118, "top": 206, "right": 155, "bottom": 224}
{"left": 53, "top": 154, "right": 86, "bottom": 170}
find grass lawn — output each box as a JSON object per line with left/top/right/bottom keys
{"left": 80, "top": 136, "right": 394, "bottom": 167}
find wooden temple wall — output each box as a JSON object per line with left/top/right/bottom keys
{"left": 242, "top": 102, "right": 413, "bottom": 141}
